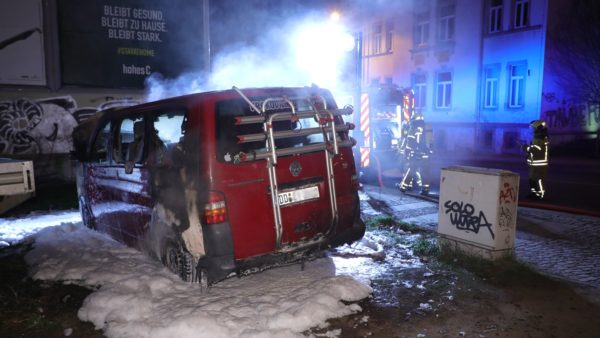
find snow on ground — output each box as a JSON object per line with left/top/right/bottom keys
{"left": 358, "top": 191, "right": 378, "bottom": 217}
{"left": 1, "top": 212, "right": 372, "bottom": 338}
{"left": 0, "top": 210, "right": 81, "bottom": 247}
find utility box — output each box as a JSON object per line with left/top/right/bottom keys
{"left": 0, "top": 159, "right": 36, "bottom": 215}
{"left": 438, "top": 166, "right": 519, "bottom": 260}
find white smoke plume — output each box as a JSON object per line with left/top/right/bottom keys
{"left": 144, "top": 11, "right": 356, "bottom": 103}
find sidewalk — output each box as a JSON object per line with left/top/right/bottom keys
{"left": 376, "top": 151, "right": 600, "bottom": 216}
{"left": 361, "top": 184, "right": 600, "bottom": 288}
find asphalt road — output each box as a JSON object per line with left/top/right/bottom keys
{"left": 365, "top": 152, "right": 600, "bottom": 217}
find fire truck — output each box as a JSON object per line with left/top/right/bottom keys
{"left": 353, "top": 83, "right": 415, "bottom": 184}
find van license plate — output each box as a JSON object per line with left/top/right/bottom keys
{"left": 278, "top": 186, "right": 319, "bottom": 206}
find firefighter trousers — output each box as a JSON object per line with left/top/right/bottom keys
{"left": 528, "top": 165, "right": 547, "bottom": 199}
{"left": 400, "top": 158, "right": 430, "bottom": 194}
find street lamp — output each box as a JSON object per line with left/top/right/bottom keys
{"left": 330, "top": 10, "right": 341, "bottom": 22}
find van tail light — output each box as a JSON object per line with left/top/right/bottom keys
{"left": 204, "top": 191, "right": 228, "bottom": 225}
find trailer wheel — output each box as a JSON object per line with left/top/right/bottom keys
{"left": 164, "top": 242, "right": 194, "bottom": 282}
{"left": 79, "top": 198, "right": 95, "bottom": 230}
{"left": 198, "top": 268, "right": 209, "bottom": 292}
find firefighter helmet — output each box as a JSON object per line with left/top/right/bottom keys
{"left": 411, "top": 113, "right": 424, "bottom": 121}
{"left": 410, "top": 114, "right": 425, "bottom": 129}
{"left": 530, "top": 119, "right": 546, "bottom": 129}
{"left": 530, "top": 120, "right": 548, "bottom": 138}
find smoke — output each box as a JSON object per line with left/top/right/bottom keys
{"left": 145, "top": 7, "right": 356, "bottom": 103}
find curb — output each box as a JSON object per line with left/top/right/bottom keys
{"left": 518, "top": 200, "right": 600, "bottom": 218}
{"left": 398, "top": 186, "right": 600, "bottom": 219}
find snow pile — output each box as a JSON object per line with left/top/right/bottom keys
{"left": 24, "top": 223, "right": 372, "bottom": 338}
{"left": 0, "top": 210, "right": 81, "bottom": 247}
{"left": 335, "top": 231, "right": 386, "bottom": 259}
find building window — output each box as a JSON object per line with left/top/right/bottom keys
{"left": 483, "top": 65, "right": 500, "bottom": 109}
{"left": 438, "top": 4, "right": 455, "bottom": 42}
{"left": 414, "top": 13, "right": 429, "bottom": 47}
{"left": 435, "top": 71, "right": 452, "bottom": 109}
{"left": 489, "top": 0, "right": 503, "bottom": 33}
{"left": 514, "top": 0, "right": 529, "bottom": 28}
{"left": 385, "top": 20, "right": 394, "bottom": 52}
{"left": 372, "top": 22, "right": 382, "bottom": 54}
{"left": 507, "top": 62, "right": 526, "bottom": 108}
{"left": 413, "top": 73, "right": 427, "bottom": 109}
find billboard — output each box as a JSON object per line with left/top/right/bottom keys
{"left": 0, "top": 0, "right": 46, "bottom": 86}
{"left": 57, "top": 0, "right": 207, "bottom": 88}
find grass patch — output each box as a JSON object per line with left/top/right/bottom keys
{"left": 365, "top": 216, "right": 416, "bottom": 232}
{"left": 366, "top": 215, "right": 396, "bottom": 228}
{"left": 411, "top": 237, "right": 439, "bottom": 257}
{"left": 437, "top": 243, "right": 553, "bottom": 287}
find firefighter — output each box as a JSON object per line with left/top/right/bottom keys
{"left": 396, "top": 119, "right": 411, "bottom": 188}
{"left": 522, "top": 119, "right": 549, "bottom": 199}
{"left": 397, "top": 114, "right": 431, "bottom": 195}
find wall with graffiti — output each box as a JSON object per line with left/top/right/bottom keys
{"left": 541, "top": 93, "right": 600, "bottom": 132}
{"left": 0, "top": 95, "right": 140, "bottom": 156}
{"left": 0, "top": 93, "right": 141, "bottom": 182}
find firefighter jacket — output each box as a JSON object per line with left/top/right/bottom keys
{"left": 405, "top": 127, "right": 431, "bottom": 160}
{"left": 524, "top": 137, "right": 549, "bottom": 167}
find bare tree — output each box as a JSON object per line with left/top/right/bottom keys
{"left": 549, "top": 0, "right": 600, "bottom": 103}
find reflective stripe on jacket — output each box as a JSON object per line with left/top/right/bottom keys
{"left": 526, "top": 138, "right": 549, "bottom": 166}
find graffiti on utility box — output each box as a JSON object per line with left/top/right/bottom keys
{"left": 443, "top": 200, "right": 495, "bottom": 240}
{"left": 499, "top": 182, "right": 517, "bottom": 205}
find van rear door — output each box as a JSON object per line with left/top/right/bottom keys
{"left": 214, "top": 91, "right": 355, "bottom": 259}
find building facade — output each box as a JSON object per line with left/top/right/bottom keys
{"left": 359, "top": 0, "right": 550, "bottom": 154}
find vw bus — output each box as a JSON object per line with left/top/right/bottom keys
{"left": 72, "top": 86, "right": 365, "bottom": 285}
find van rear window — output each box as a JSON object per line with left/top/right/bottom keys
{"left": 215, "top": 98, "right": 343, "bottom": 163}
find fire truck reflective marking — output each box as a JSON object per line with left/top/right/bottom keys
{"left": 360, "top": 93, "right": 370, "bottom": 148}
{"left": 403, "top": 94, "right": 412, "bottom": 121}
{"left": 360, "top": 147, "right": 370, "bottom": 168}
{"left": 278, "top": 186, "right": 320, "bottom": 206}
{"left": 360, "top": 93, "right": 371, "bottom": 168}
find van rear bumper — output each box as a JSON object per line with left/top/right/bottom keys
{"left": 209, "top": 213, "right": 366, "bottom": 283}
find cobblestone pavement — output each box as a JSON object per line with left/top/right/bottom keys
{"left": 361, "top": 184, "right": 600, "bottom": 288}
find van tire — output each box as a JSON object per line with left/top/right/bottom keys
{"left": 164, "top": 242, "right": 194, "bottom": 282}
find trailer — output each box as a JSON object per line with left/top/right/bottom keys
{"left": 0, "top": 158, "right": 35, "bottom": 215}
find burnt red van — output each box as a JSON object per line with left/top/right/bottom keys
{"left": 72, "top": 86, "right": 365, "bottom": 285}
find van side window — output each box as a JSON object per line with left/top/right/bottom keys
{"left": 151, "top": 111, "right": 186, "bottom": 165}
{"left": 153, "top": 112, "right": 186, "bottom": 145}
{"left": 114, "top": 117, "right": 145, "bottom": 164}
{"left": 91, "top": 122, "right": 111, "bottom": 163}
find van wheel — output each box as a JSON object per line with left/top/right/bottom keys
{"left": 164, "top": 243, "right": 194, "bottom": 282}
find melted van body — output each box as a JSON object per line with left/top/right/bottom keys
{"left": 73, "top": 87, "right": 365, "bottom": 285}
